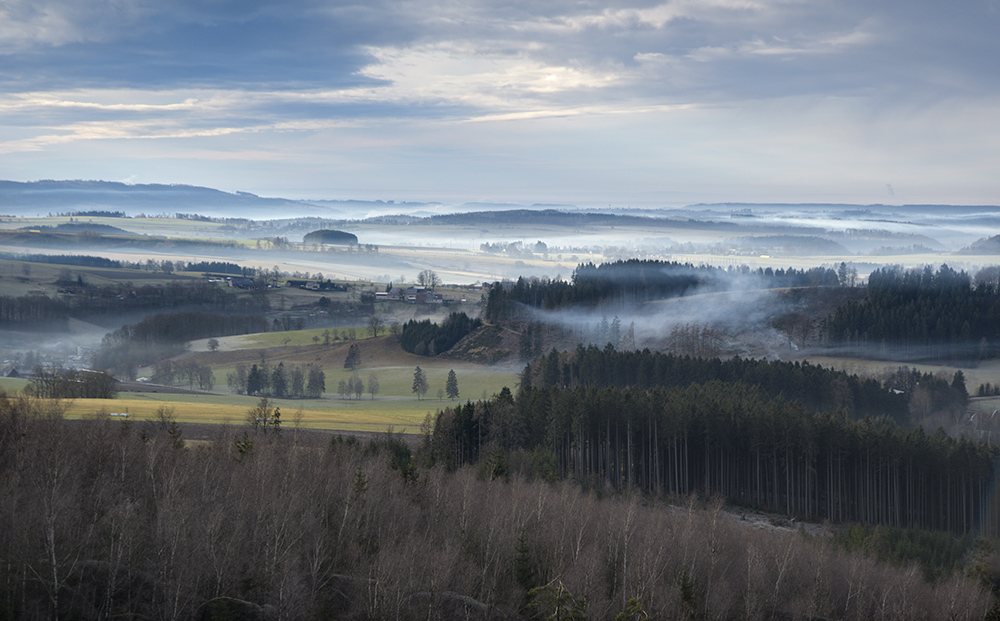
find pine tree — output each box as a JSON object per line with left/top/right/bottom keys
{"left": 344, "top": 343, "right": 361, "bottom": 369}
{"left": 412, "top": 366, "right": 429, "bottom": 400}
{"left": 247, "top": 363, "right": 264, "bottom": 396}
{"left": 271, "top": 362, "right": 288, "bottom": 398}
{"left": 306, "top": 365, "right": 325, "bottom": 398}
{"left": 610, "top": 316, "right": 622, "bottom": 349}
{"left": 446, "top": 369, "right": 459, "bottom": 400}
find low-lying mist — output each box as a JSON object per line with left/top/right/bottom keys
{"left": 526, "top": 270, "right": 792, "bottom": 358}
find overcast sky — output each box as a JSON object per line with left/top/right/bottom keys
{"left": 1, "top": 0, "right": 998, "bottom": 206}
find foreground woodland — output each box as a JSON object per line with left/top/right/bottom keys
{"left": 0, "top": 392, "right": 995, "bottom": 620}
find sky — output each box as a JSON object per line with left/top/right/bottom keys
{"left": 1, "top": 0, "right": 998, "bottom": 207}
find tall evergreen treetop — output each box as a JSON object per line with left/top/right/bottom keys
{"left": 344, "top": 343, "right": 361, "bottom": 369}
{"left": 412, "top": 366, "right": 429, "bottom": 400}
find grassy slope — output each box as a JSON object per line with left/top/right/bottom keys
{"left": 122, "top": 333, "right": 519, "bottom": 433}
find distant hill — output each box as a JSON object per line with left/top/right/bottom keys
{"left": 303, "top": 229, "right": 359, "bottom": 245}
{"left": 0, "top": 180, "right": 329, "bottom": 219}
{"left": 426, "top": 209, "right": 756, "bottom": 232}
{"left": 960, "top": 234, "right": 1000, "bottom": 254}
{"left": 692, "top": 202, "right": 1000, "bottom": 215}
{"left": 19, "top": 222, "right": 133, "bottom": 236}
{"left": 0, "top": 229, "right": 240, "bottom": 252}
{"left": 726, "top": 235, "right": 849, "bottom": 256}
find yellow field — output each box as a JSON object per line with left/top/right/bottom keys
{"left": 61, "top": 396, "right": 447, "bottom": 434}
{"left": 3, "top": 376, "right": 499, "bottom": 434}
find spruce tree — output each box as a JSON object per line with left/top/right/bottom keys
{"left": 446, "top": 369, "right": 459, "bottom": 400}
{"left": 306, "top": 365, "right": 325, "bottom": 398}
{"left": 412, "top": 366, "right": 429, "bottom": 400}
{"left": 271, "top": 362, "right": 288, "bottom": 398}
{"left": 344, "top": 343, "right": 361, "bottom": 369}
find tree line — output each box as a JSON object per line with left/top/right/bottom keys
{"left": 24, "top": 366, "right": 118, "bottom": 399}
{"left": 337, "top": 371, "right": 379, "bottom": 400}
{"left": 430, "top": 380, "right": 998, "bottom": 537}
{"left": 0, "top": 294, "right": 68, "bottom": 326}
{"left": 524, "top": 345, "right": 909, "bottom": 423}
{"left": 151, "top": 360, "right": 216, "bottom": 391}
{"left": 0, "top": 253, "right": 255, "bottom": 276}
{"left": 103, "top": 310, "right": 267, "bottom": 346}
{"left": 400, "top": 312, "right": 481, "bottom": 356}
{"left": 483, "top": 260, "right": 841, "bottom": 320}
{"left": 0, "top": 397, "right": 991, "bottom": 620}
{"left": 824, "top": 264, "right": 1000, "bottom": 359}
{"left": 878, "top": 366, "right": 969, "bottom": 424}
{"left": 183, "top": 261, "right": 248, "bottom": 275}
{"left": 227, "top": 361, "right": 326, "bottom": 399}
{"left": 0, "top": 280, "right": 258, "bottom": 328}
{"left": 93, "top": 311, "right": 267, "bottom": 379}
{"left": 0, "top": 253, "right": 123, "bottom": 268}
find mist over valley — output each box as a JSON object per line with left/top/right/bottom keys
{"left": 4, "top": 184, "right": 1000, "bottom": 620}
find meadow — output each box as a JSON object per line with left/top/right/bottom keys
{"left": 1, "top": 318, "right": 521, "bottom": 434}
{"left": 2, "top": 365, "right": 520, "bottom": 435}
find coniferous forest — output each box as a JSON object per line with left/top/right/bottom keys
{"left": 432, "top": 378, "right": 998, "bottom": 536}
{"left": 525, "top": 346, "right": 909, "bottom": 422}
{"left": 825, "top": 264, "right": 1000, "bottom": 359}
{"left": 484, "top": 261, "right": 1000, "bottom": 365}
{"left": 400, "top": 312, "right": 482, "bottom": 356}
{"left": 483, "top": 260, "right": 841, "bottom": 320}
{"left": 0, "top": 281, "right": 258, "bottom": 327}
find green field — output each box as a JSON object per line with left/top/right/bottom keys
{"left": 205, "top": 359, "right": 515, "bottom": 402}
{"left": 2, "top": 342, "right": 520, "bottom": 434}
{"left": 0, "top": 378, "right": 28, "bottom": 394}
{"left": 235, "top": 326, "right": 372, "bottom": 349}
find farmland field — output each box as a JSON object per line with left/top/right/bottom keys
{"left": 58, "top": 396, "right": 453, "bottom": 434}
{"left": 2, "top": 374, "right": 518, "bottom": 434}
{"left": 2, "top": 331, "right": 521, "bottom": 434}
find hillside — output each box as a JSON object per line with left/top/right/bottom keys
{"left": 962, "top": 234, "right": 1000, "bottom": 254}
{"left": 0, "top": 180, "right": 327, "bottom": 218}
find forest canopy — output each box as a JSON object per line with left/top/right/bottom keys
{"left": 524, "top": 345, "right": 909, "bottom": 423}
{"left": 302, "top": 229, "right": 359, "bottom": 245}
{"left": 431, "top": 378, "right": 994, "bottom": 537}
{"left": 484, "top": 260, "right": 840, "bottom": 320}
{"left": 400, "top": 312, "right": 481, "bottom": 357}
{"left": 824, "top": 264, "right": 1000, "bottom": 359}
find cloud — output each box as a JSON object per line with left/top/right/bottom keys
{"left": 4, "top": 0, "right": 997, "bottom": 106}
{"left": 0, "top": 0, "right": 998, "bottom": 203}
